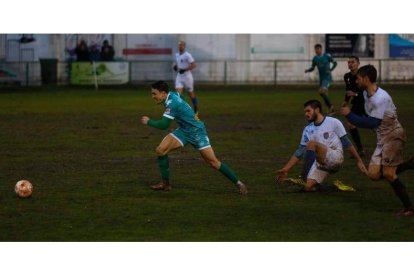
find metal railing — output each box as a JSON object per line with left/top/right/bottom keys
{"left": 1, "top": 59, "right": 414, "bottom": 86}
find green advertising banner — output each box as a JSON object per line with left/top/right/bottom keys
{"left": 71, "top": 62, "right": 129, "bottom": 85}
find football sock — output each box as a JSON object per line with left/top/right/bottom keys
{"left": 390, "top": 178, "right": 412, "bottom": 208}
{"left": 319, "top": 93, "right": 332, "bottom": 109}
{"left": 158, "top": 155, "right": 170, "bottom": 181}
{"left": 218, "top": 162, "right": 239, "bottom": 184}
{"left": 301, "top": 150, "right": 316, "bottom": 180}
{"left": 191, "top": 97, "right": 198, "bottom": 113}
{"left": 350, "top": 128, "right": 363, "bottom": 151}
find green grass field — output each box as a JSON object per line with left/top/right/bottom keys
{"left": 1, "top": 84, "right": 414, "bottom": 241}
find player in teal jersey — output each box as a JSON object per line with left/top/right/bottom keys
{"left": 141, "top": 80, "right": 248, "bottom": 195}
{"left": 305, "top": 44, "right": 337, "bottom": 115}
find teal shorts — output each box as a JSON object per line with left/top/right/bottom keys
{"left": 320, "top": 77, "right": 332, "bottom": 89}
{"left": 170, "top": 127, "right": 211, "bottom": 150}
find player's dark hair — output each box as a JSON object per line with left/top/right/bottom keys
{"left": 357, "top": 64, "right": 377, "bottom": 83}
{"left": 314, "top": 44, "right": 322, "bottom": 49}
{"left": 151, "top": 80, "right": 169, "bottom": 93}
{"left": 348, "top": 55, "right": 360, "bottom": 62}
{"left": 304, "top": 99, "right": 322, "bottom": 112}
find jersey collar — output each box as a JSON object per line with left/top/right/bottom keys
{"left": 314, "top": 116, "right": 326, "bottom": 126}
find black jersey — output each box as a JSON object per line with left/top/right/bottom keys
{"left": 343, "top": 72, "right": 365, "bottom": 108}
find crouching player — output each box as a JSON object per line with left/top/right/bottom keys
{"left": 277, "top": 100, "right": 367, "bottom": 191}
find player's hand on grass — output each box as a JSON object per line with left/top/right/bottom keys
{"left": 276, "top": 169, "right": 288, "bottom": 183}
{"left": 141, "top": 116, "right": 150, "bottom": 125}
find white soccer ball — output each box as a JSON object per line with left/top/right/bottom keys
{"left": 15, "top": 180, "right": 33, "bottom": 198}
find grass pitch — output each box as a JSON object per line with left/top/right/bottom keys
{"left": 1, "top": 84, "right": 414, "bottom": 241}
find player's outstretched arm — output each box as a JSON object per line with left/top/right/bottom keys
{"left": 141, "top": 116, "right": 172, "bottom": 130}
{"left": 305, "top": 60, "right": 316, "bottom": 73}
{"left": 330, "top": 60, "right": 338, "bottom": 72}
{"left": 348, "top": 145, "right": 368, "bottom": 174}
{"left": 277, "top": 155, "right": 301, "bottom": 183}
{"left": 340, "top": 135, "right": 368, "bottom": 175}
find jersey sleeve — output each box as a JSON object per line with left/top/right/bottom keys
{"left": 327, "top": 53, "right": 332, "bottom": 61}
{"left": 344, "top": 74, "right": 351, "bottom": 91}
{"left": 368, "top": 94, "right": 388, "bottom": 119}
{"left": 333, "top": 118, "right": 347, "bottom": 138}
{"left": 311, "top": 57, "right": 316, "bottom": 69}
{"left": 328, "top": 54, "right": 337, "bottom": 70}
{"left": 163, "top": 101, "right": 176, "bottom": 119}
{"left": 187, "top": 53, "right": 195, "bottom": 64}
{"left": 300, "top": 125, "right": 311, "bottom": 146}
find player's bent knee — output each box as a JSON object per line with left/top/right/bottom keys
{"left": 155, "top": 146, "right": 167, "bottom": 156}
{"left": 208, "top": 160, "right": 220, "bottom": 169}
{"left": 306, "top": 141, "right": 316, "bottom": 150}
{"left": 367, "top": 171, "right": 381, "bottom": 181}
{"left": 382, "top": 171, "right": 397, "bottom": 182}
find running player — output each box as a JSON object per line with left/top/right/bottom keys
{"left": 343, "top": 56, "right": 366, "bottom": 157}
{"left": 305, "top": 44, "right": 337, "bottom": 115}
{"left": 277, "top": 99, "right": 367, "bottom": 192}
{"left": 141, "top": 81, "right": 247, "bottom": 195}
{"left": 173, "top": 41, "right": 199, "bottom": 116}
{"left": 340, "top": 64, "right": 414, "bottom": 216}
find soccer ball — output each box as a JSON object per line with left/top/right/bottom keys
{"left": 15, "top": 180, "right": 33, "bottom": 198}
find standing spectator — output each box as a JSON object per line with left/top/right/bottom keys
{"left": 75, "top": 40, "right": 90, "bottom": 61}
{"left": 90, "top": 44, "right": 101, "bottom": 61}
{"left": 173, "top": 41, "right": 199, "bottom": 117}
{"left": 305, "top": 44, "right": 337, "bottom": 115}
{"left": 101, "top": 40, "right": 115, "bottom": 61}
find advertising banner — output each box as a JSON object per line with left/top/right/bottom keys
{"left": 325, "top": 34, "right": 374, "bottom": 57}
{"left": 71, "top": 62, "right": 129, "bottom": 85}
{"left": 389, "top": 34, "right": 414, "bottom": 58}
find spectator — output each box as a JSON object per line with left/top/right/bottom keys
{"left": 101, "top": 40, "right": 115, "bottom": 61}
{"left": 75, "top": 40, "right": 90, "bottom": 61}
{"left": 90, "top": 44, "right": 101, "bottom": 61}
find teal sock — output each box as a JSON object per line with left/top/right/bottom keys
{"left": 218, "top": 162, "right": 239, "bottom": 184}
{"left": 320, "top": 93, "right": 332, "bottom": 108}
{"left": 158, "top": 155, "right": 169, "bottom": 181}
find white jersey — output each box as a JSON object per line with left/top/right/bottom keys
{"left": 175, "top": 51, "right": 195, "bottom": 71}
{"left": 300, "top": 116, "right": 347, "bottom": 152}
{"left": 363, "top": 87, "right": 403, "bottom": 144}
{"left": 175, "top": 51, "right": 195, "bottom": 91}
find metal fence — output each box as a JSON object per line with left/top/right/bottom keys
{"left": 1, "top": 59, "right": 414, "bottom": 86}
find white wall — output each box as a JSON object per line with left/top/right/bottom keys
{"left": 3, "top": 34, "right": 413, "bottom": 84}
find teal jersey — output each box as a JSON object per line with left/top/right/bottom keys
{"left": 163, "top": 91, "right": 205, "bottom": 131}
{"left": 310, "top": 53, "right": 336, "bottom": 79}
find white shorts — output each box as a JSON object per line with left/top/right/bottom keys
{"left": 307, "top": 148, "right": 344, "bottom": 184}
{"left": 175, "top": 72, "right": 194, "bottom": 92}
